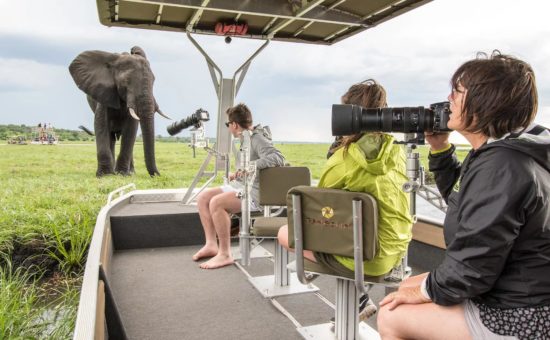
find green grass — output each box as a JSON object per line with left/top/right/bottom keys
{"left": 0, "top": 140, "right": 469, "bottom": 337}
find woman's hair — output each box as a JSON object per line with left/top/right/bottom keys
{"left": 451, "top": 50, "right": 538, "bottom": 138}
{"left": 338, "top": 79, "right": 387, "bottom": 151}
{"left": 226, "top": 103, "right": 253, "bottom": 129}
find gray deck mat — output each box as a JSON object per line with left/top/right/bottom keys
{"left": 112, "top": 244, "right": 308, "bottom": 339}
{"left": 111, "top": 240, "right": 434, "bottom": 339}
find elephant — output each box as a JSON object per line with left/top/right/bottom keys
{"left": 69, "top": 46, "right": 171, "bottom": 177}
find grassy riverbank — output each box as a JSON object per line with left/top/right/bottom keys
{"left": 0, "top": 141, "right": 466, "bottom": 337}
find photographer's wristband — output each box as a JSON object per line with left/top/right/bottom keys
{"left": 430, "top": 143, "right": 452, "bottom": 155}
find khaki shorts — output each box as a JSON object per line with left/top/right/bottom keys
{"left": 464, "top": 300, "right": 517, "bottom": 340}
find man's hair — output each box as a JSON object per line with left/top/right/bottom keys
{"left": 226, "top": 103, "right": 253, "bottom": 129}
{"left": 339, "top": 79, "right": 387, "bottom": 151}
{"left": 452, "top": 51, "right": 538, "bottom": 138}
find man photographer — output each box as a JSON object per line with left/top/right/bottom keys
{"left": 377, "top": 51, "right": 550, "bottom": 339}
{"left": 192, "top": 103, "right": 285, "bottom": 269}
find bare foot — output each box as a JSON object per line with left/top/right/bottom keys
{"left": 199, "top": 253, "right": 234, "bottom": 269}
{"left": 192, "top": 245, "right": 218, "bottom": 261}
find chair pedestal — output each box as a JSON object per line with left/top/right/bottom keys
{"left": 232, "top": 242, "right": 271, "bottom": 260}
{"left": 249, "top": 241, "right": 319, "bottom": 297}
{"left": 296, "top": 279, "right": 380, "bottom": 340}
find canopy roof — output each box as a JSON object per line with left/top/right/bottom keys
{"left": 96, "top": 0, "right": 431, "bottom": 45}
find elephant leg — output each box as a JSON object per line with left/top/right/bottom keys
{"left": 130, "top": 158, "right": 135, "bottom": 174}
{"left": 94, "top": 105, "right": 115, "bottom": 176}
{"left": 115, "top": 118, "right": 138, "bottom": 175}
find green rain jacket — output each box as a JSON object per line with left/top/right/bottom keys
{"left": 318, "top": 134, "right": 412, "bottom": 276}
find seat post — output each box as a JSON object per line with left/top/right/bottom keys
{"left": 335, "top": 278, "right": 360, "bottom": 340}
{"left": 274, "top": 241, "right": 290, "bottom": 286}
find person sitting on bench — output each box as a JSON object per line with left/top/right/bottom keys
{"left": 278, "top": 79, "right": 412, "bottom": 321}
{"left": 193, "top": 103, "right": 285, "bottom": 269}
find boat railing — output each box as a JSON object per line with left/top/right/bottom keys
{"left": 106, "top": 183, "right": 136, "bottom": 205}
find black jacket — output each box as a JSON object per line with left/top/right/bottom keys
{"left": 426, "top": 125, "right": 550, "bottom": 308}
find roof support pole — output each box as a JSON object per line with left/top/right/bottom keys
{"left": 182, "top": 32, "right": 270, "bottom": 205}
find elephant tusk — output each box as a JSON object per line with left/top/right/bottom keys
{"left": 156, "top": 109, "right": 173, "bottom": 120}
{"left": 128, "top": 107, "right": 140, "bottom": 121}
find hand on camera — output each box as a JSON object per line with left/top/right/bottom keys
{"left": 425, "top": 132, "right": 451, "bottom": 152}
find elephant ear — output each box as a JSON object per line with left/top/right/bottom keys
{"left": 69, "top": 50, "right": 121, "bottom": 109}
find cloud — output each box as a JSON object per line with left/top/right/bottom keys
{"left": 0, "top": 58, "right": 63, "bottom": 92}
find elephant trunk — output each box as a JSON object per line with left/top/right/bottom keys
{"left": 131, "top": 92, "right": 159, "bottom": 177}
{"left": 139, "top": 114, "right": 159, "bottom": 177}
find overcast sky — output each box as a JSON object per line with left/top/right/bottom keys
{"left": 1, "top": 0, "right": 549, "bottom": 143}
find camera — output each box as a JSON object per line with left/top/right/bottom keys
{"left": 166, "top": 108, "right": 210, "bottom": 136}
{"left": 331, "top": 101, "right": 451, "bottom": 136}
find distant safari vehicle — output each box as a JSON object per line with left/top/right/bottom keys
{"left": 7, "top": 135, "right": 27, "bottom": 145}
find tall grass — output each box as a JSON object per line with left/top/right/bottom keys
{"left": 46, "top": 212, "right": 93, "bottom": 275}
{"left": 0, "top": 259, "right": 46, "bottom": 338}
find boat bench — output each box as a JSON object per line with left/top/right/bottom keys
{"left": 288, "top": 186, "right": 409, "bottom": 340}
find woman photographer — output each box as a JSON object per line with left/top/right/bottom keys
{"left": 377, "top": 51, "right": 550, "bottom": 339}
{"left": 278, "top": 79, "right": 412, "bottom": 321}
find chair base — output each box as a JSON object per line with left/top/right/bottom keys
{"left": 297, "top": 322, "right": 380, "bottom": 340}
{"left": 232, "top": 243, "right": 271, "bottom": 260}
{"left": 248, "top": 273, "right": 319, "bottom": 298}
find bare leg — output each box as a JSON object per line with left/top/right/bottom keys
{"left": 277, "top": 225, "right": 317, "bottom": 262}
{"left": 377, "top": 301, "right": 472, "bottom": 340}
{"left": 192, "top": 188, "right": 223, "bottom": 261}
{"left": 200, "top": 192, "right": 242, "bottom": 269}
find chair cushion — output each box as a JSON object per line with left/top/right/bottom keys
{"left": 303, "top": 259, "right": 395, "bottom": 284}
{"left": 252, "top": 217, "right": 287, "bottom": 237}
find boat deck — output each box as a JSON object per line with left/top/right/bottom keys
{"left": 77, "top": 191, "right": 444, "bottom": 339}
{"left": 110, "top": 239, "right": 440, "bottom": 339}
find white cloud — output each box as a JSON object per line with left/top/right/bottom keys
{"left": 0, "top": 59, "right": 63, "bottom": 91}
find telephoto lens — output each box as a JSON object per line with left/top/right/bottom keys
{"left": 331, "top": 102, "right": 451, "bottom": 136}
{"left": 166, "top": 109, "right": 209, "bottom": 136}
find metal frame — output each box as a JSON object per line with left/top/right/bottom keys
{"left": 182, "top": 32, "right": 270, "bottom": 203}
{"left": 98, "top": 0, "right": 433, "bottom": 45}
{"left": 248, "top": 239, "right": 320, "bottom": 298}
{"left": 293, "top": 193, "right": 379, "bottom": 340}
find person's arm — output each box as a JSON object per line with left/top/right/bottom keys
{"left": 252, "top": 135, "right": 285, "bottom": 170}
{"left": 428, "top": 144, "right": 462, "bottom": 202}
{"left": 426, "top": 132, "right": 461, "bottom": 202}
{"left": 426, "top": 151, "right": 529, "bottom": 305}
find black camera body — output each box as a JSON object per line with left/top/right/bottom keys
{"left": 166, "top": 109, "right": 210, "bottom": 136}
{"left": 332, "top": 101, "right": 451, "bottom": 136}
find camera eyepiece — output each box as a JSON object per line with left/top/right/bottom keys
{"left": 331, "top": 102, "right": 451, "bottom": 136}
{"left": 166, "top": 108, "right": 210, "bottom": 136}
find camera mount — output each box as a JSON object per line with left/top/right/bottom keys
{"left": 400, "top": 134, "right": 448, "bottom": 217}
{"left": 234, "top": 130, "right": 257, "bottom": 266}
{"left": 188, "top": 123, "right": 209, "bottom": 158}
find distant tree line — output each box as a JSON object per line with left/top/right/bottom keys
{"left": 0, "top": 124, "right": 196, "bottom": 143}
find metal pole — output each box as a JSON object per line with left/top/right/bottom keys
{"left": 183, "top": 32, "right": 270, "bottom": 203}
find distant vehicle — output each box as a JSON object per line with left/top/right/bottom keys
{"left": 31, "top": 123, "right": 58, "bottom": 145}
{"left": 7, "top": 135, "right": 27, "bottom": 145}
